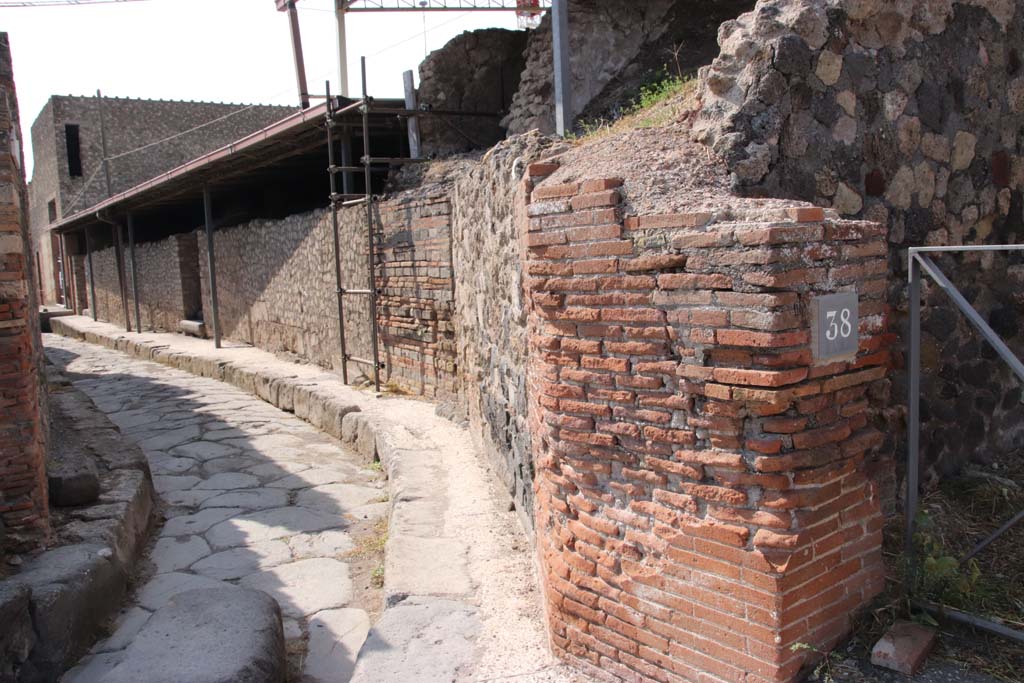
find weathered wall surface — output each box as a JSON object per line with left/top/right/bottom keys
{"left": 418, "top": 28, "right": 528, "bottom": 157}
{"left": 525, "top": 165, "right": 889, "bottom": 683}
{"left": 504, "top": 0, "right": 675, "bottom": 136}
{"left": 693, "top": 0, "right": 1024, "bottom": 475}
{"left": 196, "top": 192, "right": 457, "bottom": 398}
{"left": 0, "top": 33, "right": 49, "bottom": 547}
{"left": 451, "top": 135, "right": 555, "bottom": 530}
{"left": 28, "top": 96, "right": 293, "bottom": 304}
{"left": 503, "top": 0, "right": 756, "bottom": 136}
{"left": 85, "top": 233, "right": 200, "bottom": 332}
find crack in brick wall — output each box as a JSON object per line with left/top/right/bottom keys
{"left": 523, "top": 163, "right": 889, "bottom": 682}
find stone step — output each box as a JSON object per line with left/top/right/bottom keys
{"left": 101, "top": 588, "right": 286, "bottom": 683}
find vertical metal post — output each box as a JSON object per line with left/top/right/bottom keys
{"left": 336, "top": 1, "right": 353, "bottom": 195}
{"left": 341, "top": 130, "right": 354, "bottom": 196}
{"left": 286, "top": 1, "right": 310, "bottom": 109}
{"left": 203, "top": 187, "right": 222, "bottom": 349}
{"left": 96, "top": 89, "right": 113, "bottom": 197}
{"left": 361, "top": 56, "right": 381, "bottom": 392}
{"left": 905, "top": 253, "right": 922, "bottom": 581}
{"left": 403, "top": 70, "right": 421, "bottom": 159}
{"left": 326, "top": 83, "right": 350, "bottom": 384}
{"left": 84, "top": 226, "right": 97, "bottom": 321}
{"left": 127, "top": 212, "right": 142, "bottom": 333}
{"left": 551, "top": 0, "right": 573, "bottom": 137}
{"left": 335, "top": 0, "right": 349, "bottom": 97}
{"left": 111, "top": 217, "right": 131, "bottom": 332}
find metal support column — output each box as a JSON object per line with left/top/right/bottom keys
{"left": 335, "top": 1, "right": 350, "bottom": 96}
{"left": 286, "top": 1, "right": 311, "bottom": 109}
{"left": 905, "top": 254, "right": 921, "bottom": 569}
{"left": 551, "top": 0, "right": 572, "bottom": 137}
{"left": 84, "top": 226, "right": 97, "bottom": 321}
{"left": 403, "top": 70, "right": 421, "bottom": 159}
{"left": 203, "top": 187, "right": 222, "bottom": 349}
{"left": 127, "top": 212, "right": 142, "bottom": 333}
{"left": 327, "top": 84, "right": 350, "bottom": 384}
{"left": 361, "top": 56, "right": 382, "bottom": 392}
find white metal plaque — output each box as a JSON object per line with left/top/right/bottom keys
{"left": 811, "top": 292, "right": 859, "bottom": 361}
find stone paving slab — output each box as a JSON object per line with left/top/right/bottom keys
{"left": 47, "top": 318, "right": 585, "bottom": 683}
{"left": 45, "top": 334, "right": 384, "bottom": 682}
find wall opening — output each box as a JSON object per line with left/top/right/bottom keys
{"left": 64, "top": 123, "right": 82, "bottom": 177}
{"left": 47, "top": 198, "right": 56, "bottom": 223}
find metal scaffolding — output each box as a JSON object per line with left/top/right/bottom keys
{"left": 325, "top": 56, "right": 500, "bottom": 393}
{"left": 905, "top": 244, "right": 1024, "bottom": 644}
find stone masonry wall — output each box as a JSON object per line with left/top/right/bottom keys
{"left": 197, "top": 193, "right": 457, "bottom": 399}
{"left": 28, "top": 96, "right": 293, "bottom": 304}
{"left": 418, "top": 28, "right": 528, "bottom": 157}
{"left": 0, "top": 32, "right": 48, "bottom": 547}
{"left": 693, "top": 0, "right": 1024, "bottom": 476}
{"left": 451, "top": 136, "right": 547, "bottom": 531}
{"left": 86, "top": 232, "right": 200, "bottom": 332}
{"left": 503, "top": 0, "right": 676, "bottom": 136}
{"left": 524, "top": 164, "right": 889, "bottom": 682}
{"left": 85, "top": 243, "right": 126, "bottom": 329}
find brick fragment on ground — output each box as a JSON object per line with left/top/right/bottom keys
{"left": 871, "top": 621, "right": 937, "bottom": 675}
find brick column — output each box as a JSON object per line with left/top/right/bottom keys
{"left": 524, "top": 164, "right": 888, "bottom": 683}
{"left": 0, "top": 33, "right": 49, "bottom": 547}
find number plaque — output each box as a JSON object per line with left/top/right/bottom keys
{"left": 811, "top": 292, "right": 859, "bottom": 361}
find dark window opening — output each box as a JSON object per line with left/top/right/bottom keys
{"left": 47, "top": 199, "right": 57, "bottom": 223}
{"left": 65, "top": 124, "right": 82, "bottom": 177}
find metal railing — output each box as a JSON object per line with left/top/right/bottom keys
{"left": 906, "top": 244, "right": 1024, "bottom": 643}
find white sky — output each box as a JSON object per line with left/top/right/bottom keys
{"left": 2, "top": 0, "right": 522, "bottom": 177}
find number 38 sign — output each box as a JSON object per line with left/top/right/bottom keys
{"left": 811, "top": 292, "right": 859, "bottom": 361}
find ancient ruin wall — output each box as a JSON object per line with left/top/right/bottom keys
{"left": 451, "top": 137, "right": 546, "bottom": 530}
{"left": 0, "top": 33, "right": 49, "bottom": 546}
{"left": 197, "top": 192, "right": 457, "bottom": 398}
{"left": 504, "top": 0, "right": 677, "bottom": 136}
{"left": 525, "top": 165, "right": 889, "bottom": 682}
{"left": 693, "top": 0, "right": 1024, "bottom": 475}
{"left": 86, "top": 233, "right": 199, "bottom": 332}
{"left": 418, "top": 28, "right": 527, "bottom": 157}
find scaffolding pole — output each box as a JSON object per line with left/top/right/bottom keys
{"left": 361, "top": 56, "right": 382, "bottom": 392}
{"left": 327, "top": 83, "right": 350, "bottom": 384}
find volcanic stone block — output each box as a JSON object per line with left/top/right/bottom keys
{"left": 103, "top": 588, "right": 285, "bottom": 683}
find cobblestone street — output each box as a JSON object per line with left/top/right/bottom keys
{"left": 45, "top": 334, "right": 386, "bottom": 682}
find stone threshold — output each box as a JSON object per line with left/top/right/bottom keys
{"left": 47, "top": 316, "right": 493, "bottom": 681}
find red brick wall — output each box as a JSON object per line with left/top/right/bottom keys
{"left": 0, "top": 33, "right": 49, "bottom": 547}
{"left": 374, "top": 194, "right": 457, "bottom": 399}
{"left": 524, "top": 164, "right": 889, "bottom": 683}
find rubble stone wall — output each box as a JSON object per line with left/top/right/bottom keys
{"left": 693, "top": 0, "right": 1024, "bottom": 476}
{"left": 451, "top": 138, "right": 539, "bottom": 531}
{"left": 503, "top": 0, "right": 757, "bottom": 136}
{"left": 524, "top": 164, "right": 889, "bottom": 682}
{"left": 418, "top": 28, "right": 528, "bottom": 157}
{"left": 0, "top": 32, "right": 48, "bottom": 547}
{"left": 196, "top": 193, "right": 457, "bottom": 399}
{"left": 87, "top": 233, "right": 199, "bottom": 333}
